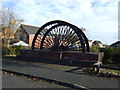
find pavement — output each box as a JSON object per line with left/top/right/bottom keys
{"left": 1, "top": 59, "right": 119, "bottom": 89}
{"left": 2, "top": 73, "right": 66, "bottom": 88}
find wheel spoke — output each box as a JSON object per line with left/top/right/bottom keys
{"left": 32, "top": 20, "right": 89, "bottom": 52}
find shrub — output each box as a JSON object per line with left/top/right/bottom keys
{"left": 2, "top": 45, "right": 9, "bottom": 55}
{"left": 91, "top": 47, "right": 120, "bottom": 64}
{"left": 2, "top": 45, "right": 28, "bottom": 56}
{"left": 9, "top": 45, "right": 27, "bottom": 55}
{"left": 110, "top": 47, "right": 120, "bottom": 64}
{"left": 90, "top": 46, "right": 100, "bottom": 52}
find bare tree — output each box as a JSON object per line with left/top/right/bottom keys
{"left": 0, "top": 7, "right": 23, "bottom": 47}
{"left": 80, "top": 27, "right": 86, "bottom": 32}
{"left": 80, "top": 27, "right": 90, "bottom": 38}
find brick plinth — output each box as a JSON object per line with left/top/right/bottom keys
{"left": 18, "top": 50, "right": 104, "bottom": 66}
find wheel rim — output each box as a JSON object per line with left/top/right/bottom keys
{"left": 32, "top": 20, "right": 90, "bottom": 52}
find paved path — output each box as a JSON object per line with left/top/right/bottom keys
{"left": 1, "top": 60, "right": 119, "bottom": 89}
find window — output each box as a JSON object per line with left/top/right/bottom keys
{"left": 23, "top": 34, "right": 27, "bottom": 40}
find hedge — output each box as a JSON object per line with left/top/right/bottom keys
{"left": 2, "top": 45, "right": 120, "bottom": 64}
{"left": 90, "top": 47, "right": 120, "bottom": 64}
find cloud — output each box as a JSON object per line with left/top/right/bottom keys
{"left": 2, "top": 0, "right": 119, "bottom": 44}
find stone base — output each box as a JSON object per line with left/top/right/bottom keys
{"left": 17, "top": 50, "right": 104, "bottom": 66}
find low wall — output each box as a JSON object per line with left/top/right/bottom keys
{"left": 18, "top": 50, "right": 104, "bottom": 66}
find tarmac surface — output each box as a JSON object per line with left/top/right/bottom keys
{"left": 2, "top": 73, "right": 66, "bottom": 88}
{"left": 1, "top": 59, "right": 119, "bottom": 89}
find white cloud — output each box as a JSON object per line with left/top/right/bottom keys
{"left": 2, "top": 0, "right": 119, "bottom": 44}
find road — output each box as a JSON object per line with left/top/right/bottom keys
{"left": 2, "top": 73, "right": 66, "bottom": 88}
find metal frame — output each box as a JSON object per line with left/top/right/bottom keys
{"left": 32, "top": 20, "right": 90, "bottom": 52}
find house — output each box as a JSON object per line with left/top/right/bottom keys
{"left": 92, "top": 40, "right": 104, "bottom": 47}
{"left": 15, "top": 24, "right": 39, "bottom": 46}
{"left": 110, "top": 41, "right": 120, "bottom": 47}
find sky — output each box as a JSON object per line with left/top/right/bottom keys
{"left": 1, "top": 0, "right": 119, "bottom": 45}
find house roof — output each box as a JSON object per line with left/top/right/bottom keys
{"left": 110, "top": 41, "right": 120, "bottom": 47}
{"left": 92, "top": 40, "right": 102, "bottom": 45}
{"left": 21, "top": 24, "right": 40, "bottom": 35}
